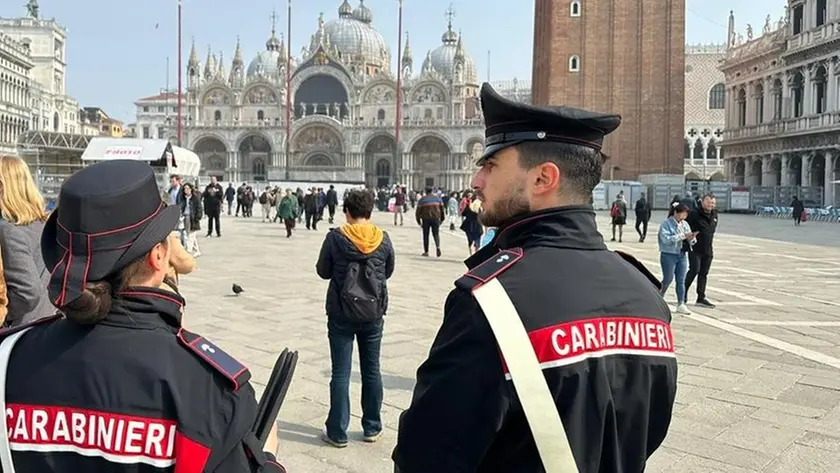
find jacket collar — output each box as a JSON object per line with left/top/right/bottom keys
{"left": 465, "top": 206, "right": 605, "bottom": 269}
{"left": 102, "top": 286, "right": 185, "bottom": 331}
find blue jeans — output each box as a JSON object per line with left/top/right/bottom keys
{"left": 325, "top": 318, "right": 384, "bottom": 442}
{"left": 660, "top": 252, "right": 688, "bottom": 304}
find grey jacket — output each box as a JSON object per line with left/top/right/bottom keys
{"left": 0, "top": 220, "right": 54, "bottom": 325}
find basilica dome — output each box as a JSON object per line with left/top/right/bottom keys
{"left": 423, "top": 24, "right": 478, "bottom": 84}
{"left": 247, "top": 29, "right": 286, "bottom": 79}
{"left": 323, "top": 0, "right": 390, "bottom": 71}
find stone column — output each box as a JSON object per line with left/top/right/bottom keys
{"left": 805, "top": 69, "right": 814, "bottom": 116}
{"left": 828, "top": 59, "right": 837, "bottom": 112}
{"left": 745, "top": 82, "right": 755, "bottom": 126}
{"left": 760, "top": 155, "right": 775, "bottom": 186}
{"left": 702, "top": 142, "right": 709, "bottom": 168}
{"left": 782, "top": 72, "right": 792, "bottom": 119}
{"left": 780, "top": 154, "right": 792, "bottom": 186}
{"left": 825, "top": 151, "right": 835, "bottom": 206}
{"left": 802, "top": 153, "right": 813, "bottom": 187}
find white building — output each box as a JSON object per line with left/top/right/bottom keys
{"left": 721, "top": 3, "right": 840, "bottom": 206}
{"left": 134, "top": 91, "right": 184, "bottom": 141}
{"left": 0, "top": 15, "right": 80, "bottom": 135}
{"left": 0, "top": 32, "right": 33, "bottom": 156}
{"left": 169, "top": 2, "right": 485, "bottom": 189}
{"left": 684, "top": 44, "right": 727, "bottom": 180}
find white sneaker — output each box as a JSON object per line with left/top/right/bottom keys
{"left": 675, "top": 304, "right": 691, "bottom": 314}
{"left": 192, "top": 251, "right": 201, "bottom": 258}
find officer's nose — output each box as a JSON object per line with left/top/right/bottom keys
{"left": 470, "top": 168, "right": 486, "bottom": 192}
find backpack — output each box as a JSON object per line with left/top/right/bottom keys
{"left": 610, "top": 202, "right": 620, "bottom": 217}
{"left": 259, "top": 192, "right": 268, "bottom": 204}
{"left": 340, "top": 257, "right": 383, "bottom": 322}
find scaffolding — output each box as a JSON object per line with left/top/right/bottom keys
{"left": 17, "top": 131, "right": 92, "bottom": 198}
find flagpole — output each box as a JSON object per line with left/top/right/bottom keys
{"left": 394, "top": 0, "right": 404, "bottom": 185}
{"left": 285, "top": 0, "right": 292, "bottom": 181}
{"left": 176, "top": 0, "right": 183, "bottom": 146}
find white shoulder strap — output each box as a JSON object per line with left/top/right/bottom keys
{"left": 0, "top": 327, "right": 33, "bottom": 473}
{"left": 473, "top": 279, "right": 579, "bottom": 473}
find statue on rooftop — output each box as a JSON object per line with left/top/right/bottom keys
{"left": 25, "top": 0, "right": 39, "bottom": 19}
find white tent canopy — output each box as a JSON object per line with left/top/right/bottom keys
{"left": 81, "top": 138, "right": 201, "bottom": 178}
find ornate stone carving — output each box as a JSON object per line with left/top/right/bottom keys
{"left": 295, "top": 126, "right": 341, "bottom": 151}
{"left": 364, "top": 84, "right": 396, "bottom": 104}
{"left": 204, "top": 89, "right": 231, "bottom": 105}
{"left": 411, "top": 85, "right": 445, "bottom": 103}
{"left": 245, "top": 86, "right": 278, "bottom": 105}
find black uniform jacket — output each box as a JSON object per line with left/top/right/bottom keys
{"left": 393, "top": 206, "right": 678, "bottom": 473}
{"left": 1, "top": 287, "right": 284, "bottom": 473}
{"left": 686, "top": 208, "right": 718, "bottom": 255}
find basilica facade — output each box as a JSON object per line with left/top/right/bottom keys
{"left": 182, "top": 1, "right": 485, "bottom": 190}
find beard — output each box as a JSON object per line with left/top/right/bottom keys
{"left": 478, "top": 182, "right": 530, "bottom": 227}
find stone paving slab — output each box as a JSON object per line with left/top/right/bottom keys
{"left": 178, "top": 211, "right": 840, "bottom": 472}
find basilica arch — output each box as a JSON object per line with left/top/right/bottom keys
{"left": 193, "top": 135, "right": 228, "bottom": 178}
{"left": 293, "top": 124, "right": 344, "bottom": 167}
{"left": 410, "top": 135, "right": 450, "bottom": 190}
{"left": 294, "top": 73, "right": 350, "bottom": 119}
{"left": 363, "top": 133, "right": 396, "bottom": 188}
{"left": 238, "top": 134, "right": 272, "bottom": 182}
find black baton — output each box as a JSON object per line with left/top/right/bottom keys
{"left": 253, "top": 348, "right": 299, "bottom": 447}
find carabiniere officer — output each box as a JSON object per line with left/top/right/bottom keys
{"left": 392, "top": 84, "right": 678, "bottom": 472}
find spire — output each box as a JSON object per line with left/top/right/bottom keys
{"left": 266, "top": 8, "right": 282, "bottom": 51}
{"left": 354, "top": 0, "right": 373, "bottom": 24}
{"left": 203, "top": 46, "right": 216, "bottom": 79}
{"left": 217, "top": 51, "right": 226, "bottom": 79}
{"left": 278, "top": 33, "right": 287, "bottom": 61}
{"left": 727, "top": 10, "right": 736, "bottom": 48}
{"left": 232, "top": 36, "right": 243, "bottom": 66}
{"left": 454, "top": 30, "right": 465, "bottom": 61}
{"left": 338, "top": 0, "right": 353, "bottom": 17}
{"left": 441, "top": 3, "right": 458, "bottom": 44}
{"left": 187, "top": 38, "right": 199, "bottom": 71}
{"left": 402, "top": 31, "right": 412, "bottom": 65}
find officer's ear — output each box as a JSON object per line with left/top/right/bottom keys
{"left": 531, "top": 162, "right": 562, "bottom": 196}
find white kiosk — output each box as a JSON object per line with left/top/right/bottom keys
{"left": 80, "top": 138, "right": 201, "bottom": 192}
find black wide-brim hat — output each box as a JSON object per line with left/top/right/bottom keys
{"left": 42, "top": 159, "right": 181, "bottom": 307}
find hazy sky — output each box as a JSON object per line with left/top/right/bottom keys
{"left": 0, "top": 0, "right": 787, "bottom": 122}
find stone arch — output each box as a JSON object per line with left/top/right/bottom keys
{"left": 193, "top": 135, "right": 228, "bottom": 174}
{"left": 464, "top": 135, "right": 484, "bottom": 153}
{"left": 692, "top": 139, "right": 704, "bottom": 164}
{"left": 410, "top": 135, "right": 451, "bottom": 190}
{"left": 685, "top": 172, "right": 702, "bottom": 181}
{"left": 709, "top": 171, "right": 726, "bottom": 182}
{"left": 235, "top": 131, "right": 274, "bottom": 151}
{"left": 363, "top": 133, "right": 396, "bottom": 187}
{"left": 361, "top": 80, "right": 398, "bottom": 104}
{"left": 291, "top": 65, "right": 354, "bottom": 107}
{"left": 238, "top": 133, "right": 273, "bottom": 178}
{"left": 791, "top": 71, "right": 805, "bottom": 117}
{"left": 294, "top": 74, "right": 350, "bottom": 119}
{"left": 406, "top": 131, "right": 455, "bottom": 152}
{"left": 408, "top": 81, "right": 449, "bottom": 104}
{"left": 52, "top": 111, "right": 60, "bottom": 132}
{"left": 242, "top": 83, "right": 280, "bottom": 106}
{"left": 789, "top": 155, "right": 803, "bottom": 186}
{"left": 201, "top": 86, "right": 234, "bottom": 106}
{"left": 303, "top": 153, "right": 335, "bottom": 167}
{"left": 734, "top": 159, "right": 746, "bottom": 185}
{"left": 749, "top": 158, "right": 762, "bottom": 185}
{"left": 809, "top": 153, "right": 826, "bottom": 188}
{"left": 770, "top": 155, "right": 783, "bottom": 186}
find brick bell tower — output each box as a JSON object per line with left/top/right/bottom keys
{"left": 531, "top": 0, "right": 686, "bottom": 179}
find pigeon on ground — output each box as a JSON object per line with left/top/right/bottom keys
{"left": 232, "top": 283, "right": 244, "bottom": 295}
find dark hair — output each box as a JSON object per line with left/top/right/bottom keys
{"left": 514, "top": 141, "right": 604, "bottom": 200}
{"left": 703, "top": 193, "right": 716, "bottom": 200}
{"left": 668, "top": 202, "right": 690, "bottom": 217}
{"left": 60, "top": 238, "right": 169, "bottom": 324}
{"left": 424, "top": 187, "right": 433, "bottom": 194}
{"left": 342, "top": 189, "right": 374, "bottom": 219}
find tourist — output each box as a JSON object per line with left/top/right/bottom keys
{"left": 610, "top": 192, "right": 627, "bottom": 242}
{"left": 685, "top": 193, "right": 718, "bottom": 308}
{"left": 316, "top": 189, "right": 395, "bottom": 448}
{"left": 180, "top": 182, "right": 203, "bottom": 257}
{"left": 415, "top": 187, "right": 445, "bottom": 257}
{"left": 658, "top": 202, "right": 697, "bottom": 314}
{"left": 201, "top": 175, "right": 223, "bottom": 237}
{"left": 277, "top": 188, "right": 299, "bottom": 238}
{"left": 634, "top": 191, "right": 651, "bottom": 242}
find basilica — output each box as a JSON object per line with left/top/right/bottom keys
{"left": 182, "top": 0, "right": 485, "bottom": 190}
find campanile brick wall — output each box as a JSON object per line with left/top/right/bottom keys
{"left": 531, "top": 0, "right": 685, "bottom": 179}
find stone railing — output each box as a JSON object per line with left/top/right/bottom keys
{"left": 724, "top": 112, "right": 840, "bottom": 140}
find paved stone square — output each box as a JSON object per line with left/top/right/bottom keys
{"left": 179, "top": 210, "right": 840, "bottom": 472}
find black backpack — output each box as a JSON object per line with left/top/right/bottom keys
{"left": 259, "top": 192, "right": 268, "bottom": 204}
{"left": 340, "top": 257, "right": 383, "bottom": 322}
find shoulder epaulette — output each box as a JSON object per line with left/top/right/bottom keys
{"left": 615, "top": 250, "right": 662, "bottom": 290}
{"left": 0, "top": 314, "right": 62, "bottom": 338}
{"left": 455, "top": 248, "right": 524, "bottom": 292}
{"left": 177, "top": 328, "right": 251, "bottom": 391}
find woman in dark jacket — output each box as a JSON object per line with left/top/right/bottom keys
{"left": 180, "top": 182, "right": 203, "bottom": 256}
{"left": 460, "top": 199, "right": 484, "bottom": 255}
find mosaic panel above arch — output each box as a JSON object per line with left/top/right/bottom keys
{"left": 293, "top": 125, "right": 344, "bottom": 153}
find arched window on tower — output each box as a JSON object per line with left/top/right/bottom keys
{"left": 570, "top": 1, "right": 581, "bottom": 17}
{"left": 257, "top": 110, "right": 265, "bottom": 121}
{"left": 708, "top": 83, "right": 725, "bottom": 109}
{"left": 377, "top": 109, "right": 385, "bottom": 121}
{"left": 569, "top": 55, "right": 580, "bottom": 72}
{"left": 214, "top": 110, "right": 222, "bottom": 122}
